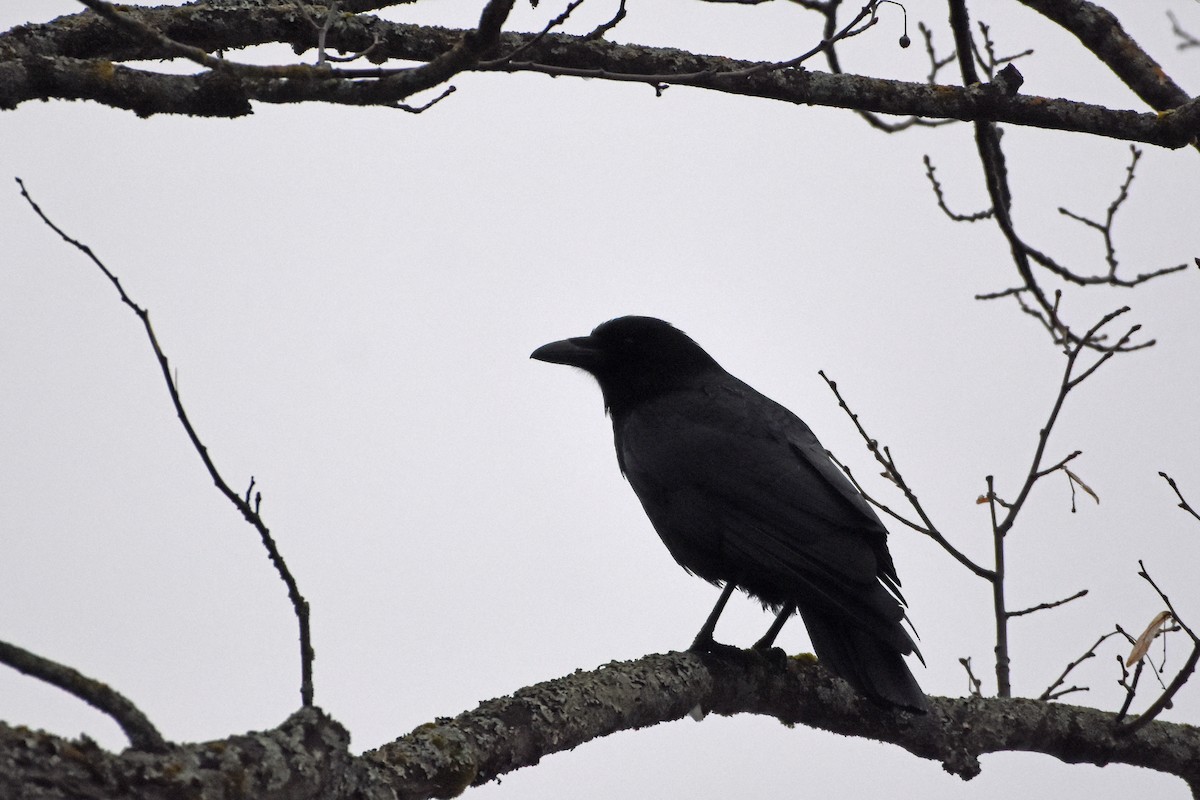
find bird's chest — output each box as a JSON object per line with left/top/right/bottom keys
{"left": 613, "top": 393, "right": 776, "bottom": 576}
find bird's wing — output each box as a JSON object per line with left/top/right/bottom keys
{"left": 737, "top": 378, "right": 904, "bottom": 590}
{"left": 617, "top": 379, "right": 912, "bottom": 649}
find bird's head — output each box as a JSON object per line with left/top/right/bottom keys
{"left": 531, "top": 316, "right": 723, "bottom": 414}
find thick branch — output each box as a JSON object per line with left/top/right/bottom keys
{"left": 1017, "top": 0, "right": 1191, "bottom": 112}
{"left": 5, "top": 652, "right": 1200, "bottom": 797}
{"left": 0, "top": 5, "right": 1196, "bottom": 145}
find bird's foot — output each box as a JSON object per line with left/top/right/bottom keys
{"left": 751, "top": 634, "right": 779, "bottom": 651}
{"left": 687, "top": 634, "right": 740, "bottom": 657}
{"left": 754, "top": 645, "right": 789, "bottom": 671}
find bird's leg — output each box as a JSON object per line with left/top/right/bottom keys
{"left": 689, "top": 580, "right": 738, "bottom": 652}
{"left": 753, "top": 603, "right": 796, "bottom": 650}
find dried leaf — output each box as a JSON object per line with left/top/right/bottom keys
{"left": 976, "top": 495, "right": 989, "bottom": 505}
{"left": 1065, "top": 467, "right": 1100, "bottom": 504}
{"left": 1126, "top": 610, "right": 1173, "bottom": 666}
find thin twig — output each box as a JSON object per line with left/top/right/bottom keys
{"left": 16, "top": 177, "right": 315, "bottom": 708}
{"left": 1054, "top": 146, "right": 1178, "bottom": 281}
{"left": 995, "top": 308, "right": 1134, "bottom": 540}
{"left": 1036, "top": 628, "right": 1120, "bottom": 701}
{"left": 923, "top": 155, "right": 993, "bottom": 222}
{"left": 393, "top": 85, "right": 457, "bottom": 113}
{"left": 1160, "top": 471, "right": 1200, "bottom": 525}
{"left": 959, "top": 656, "right": 984, "bottom": 697}
{"left": 1009, "top": 589, "right": 1088, "bottom": 619}
{"left": 585, "top": 0, "right": 626, "bottom": 39}
{"left": 1168, "top": 10, "right": 1200, "bottom": 51}
{"left": 1115, "top": 640, "right": 1146, "bottom": 722}
{"left": 818, "top": 371, "right": 993, "bottom": 580}
{"left": 826, "top": 452, "right": 933, "bottom": 537}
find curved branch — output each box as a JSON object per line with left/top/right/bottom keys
{"left": 0, "top": 639, "right": 167, "bottom": 753}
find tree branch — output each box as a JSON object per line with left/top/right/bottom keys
{"left": 16, "top": 177, "right": 316, "bottom": 708}
{"left": 1009, "top": 588, "right": 1088, "bottom": 619}
{"left": 1017, "top": 0, "right": 1191, "bottom": 112}
{"left": 1161, "top": 471, "right": 1200, "bottom": 525}
{"left": 0, "top": 3, "right": 1197, "bottom": 145}
{"left": 817, "top": 370, "right": 993, "bottom": 580}
{"left": 0, "top": 639, "right": 167, "bottom": 753}
{"left": 5, "top": 651, "right": 1200, "bottom": 797}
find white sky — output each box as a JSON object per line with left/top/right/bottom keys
{"left": 2, "top": 1, "right": 1199, "bottom": 798}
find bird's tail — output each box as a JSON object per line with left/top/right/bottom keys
{"left": 798, "top": 606, "right": 929, "bottom": 713}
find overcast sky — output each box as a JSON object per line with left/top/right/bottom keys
{"left": 3, "top": 1, "right": 1199, "bottom": 798}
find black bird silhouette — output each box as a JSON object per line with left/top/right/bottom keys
{"left": 531, "top": 316, "right": 927, "bottom": 712}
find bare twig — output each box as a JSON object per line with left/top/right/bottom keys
{"left": 1117, "top": 660, "right": 1146, "bottom": 720}
{"left": 0, "top": 639, "right": 167, "bottom": 752}
{"left": 818, "top": 371, "right": 993, "bottom": 580}
{"left": 1160, "top": 471, "right": 1200, "bottom": 525}
{"left": 959, "top": 656, "right": 984, "bottom": 696}
{"left": 585, "top": 0, "right": 626, "bottom": 39}
{"left": 16, "top": 177, "right": 315, "bottom": 708}
{"left": 970, "top": 19, "right": 1033, "bottom": 81}
{"left": 1168, "top": 10, "right": 1200, "bottom": 51}
{"left": 1009, "top": 589, "right": 1088, "bottom": 619}
{"left": 975, "top": 305, "right": 1132, "bottom": 698}
{"left": 923, "top": 155, "right": 993, "bottom": 222}
{"left": 1116, "top": 635, "right": 1146, "bottom": 722}
{"left": 1036, "top": 628, "right": 1120, "bottom": 701}
{"left": 919, "top": 21, "right": 958, "bottom": 85}
{"left": 995, "top": 307, "right": 1135, "bottom": 539}
{"left": 940, "top": 1, "right": 1183, "bottom": 349}
{"left": 1053, "top": 146, "right": 1186, "bottom": 286}
{"left": 393, "top": 85, "right": 457, "bottom": 113}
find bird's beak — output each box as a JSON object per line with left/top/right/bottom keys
{"left": 530, "top": 335, "right": 606, "bottom": 371}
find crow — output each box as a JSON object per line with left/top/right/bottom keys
{"left": 531, "top": 315, "right": 927, "bottom": 712}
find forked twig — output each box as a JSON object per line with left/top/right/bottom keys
{"left": 16, "top": 177, "right": 315, "bottom": 708}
